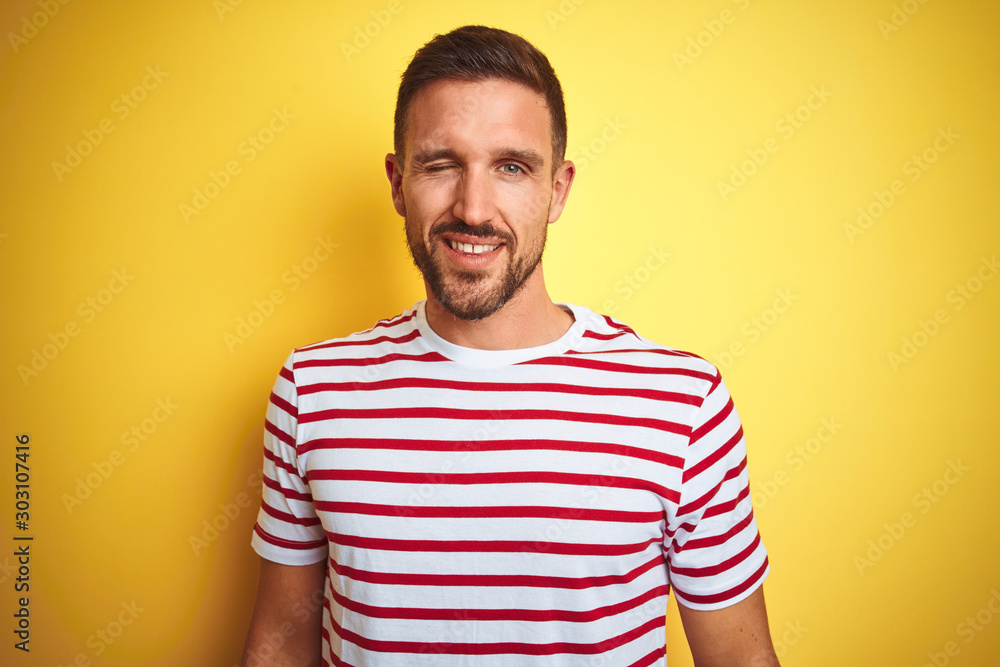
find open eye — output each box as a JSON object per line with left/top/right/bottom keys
{"left": 499, "top": 163, "right": 524, "bottom": 175}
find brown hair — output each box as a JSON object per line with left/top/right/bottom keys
{"left": 393, "top": 25, "right": 567, "bottom": 170}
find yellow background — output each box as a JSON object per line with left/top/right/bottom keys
{"left": 2, "top": 0, "right": 998, "bottom": 664}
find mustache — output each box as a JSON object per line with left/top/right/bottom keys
{"left": 431, "top": 220, "right": 513, "bottom": 243}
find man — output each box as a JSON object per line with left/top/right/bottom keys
{"left": 242, "top": 25, "right": 778, "bottom": 666}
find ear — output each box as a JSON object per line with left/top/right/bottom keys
{"left": 546, "top": 159, "right": 576, "bottom": 224}
{"left": 385, "top": 153, "right": 406, "bottom": 216}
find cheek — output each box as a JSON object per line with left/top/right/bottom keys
{"left": 507, "top": 185, "right": 551, "bottom": 224}
{"left": 406, "top": 181, "right": 454, "bottom": 221}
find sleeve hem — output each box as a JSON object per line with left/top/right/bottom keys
{"left": 672, "top": 560, "right": 770, "bottom": 612}
{"left": 251, "top": 532, "right": 327, "bottom": 566}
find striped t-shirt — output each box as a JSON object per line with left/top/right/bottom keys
{"left": 251, "top": 301, "right": 769, "bottom": 666}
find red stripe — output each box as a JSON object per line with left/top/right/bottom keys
{"left": 689, "top": 397, "right": 734, "bottom": 446}
{"left": 299, "top": 313, "right": 418, "bottom": 353}
{"left": 315, "top": 501, "right": 664, "bottom": 524}
{"left": 279, "top": 365, "right": 294, "bottom": 383}
{"left": 601, "top": 314, "right": 640, "bottom": 338}
{"left": 629, "top": 646, "right": 667, "bottom": 667}
{"left": 299, "top": 437, "right": 683, "bottom": 469}
{"left": 327, "top": 649, "right": 353, "bottom": 667}
{"left": 330, "top": 553, "right": 665, "bottom": 589}
{"left": 706, "top": 369, "right": 722, "bottom": 394}
{"left": 703, "top": 483, "right": 750, "bottom": 519}
{"left": 674, "top": 557, "right": 768, "bottom": 606}
{"left": 326, "top": 646, "right": 356, "bottom": 667}
{"left": 260, "top": 499, "right": 321, "bottom": 527}
{"left": 302, "top": 329, "right": 421, "bottom": 352}
{"left": 308, "top": 469, "right": 679, "bottom": 503}
{"left": 663, "top": 520, "right": 695, "bottom": 542}
{"left": 331, "top": 614, "right": 664, "bottom": 656}
{"left": 323, "top": 624, "right": 335, "bottom": 666}
{"left": 262, "top": 474, "right": 313, "bottom": 502}
{"left": 253, "top": 523, "right": 327, "bottom": 551}
{"left": 264, "top": 419, "right": 295, "bottom": 448}
{"left": 677, "top": 456, "right": 747, "bottom": 516}
{"left": 520, "top": 355, "right": 716, "bottom": 381}
{"left": 326, "top": 532, "right": 661, "bottom": 557}
{"left": 683, "top": 425, "right": 742, "bottom": 483}
{"left": 673, "top": 509, "right": 754, "bottom": 553}
{"left": 297, "top": 352, "right": 448, "bottom": 369}
{"left": 329, "top": 584, "right": 669, "bottom": 623}
{"left": 268, "top": 391, "right": 297, "bottom": 419}
{"left": 263, "top": 447, "right": 306, "bottom": 482}
{"left": 581, "top": 329, "right": 631, "bottom": 341}
{"left": 670, "top": 533, "right": 761, "bottom": 578}
{"left": 300, "top": 406, "right": 688, "bottom": 436}
{"left": 367, "top": 310, "right": 417, "bottom": 330}
{"left": 568, "top": 345, "right": 699, "bottom": 361}
{"left": 298, "top": 376, "right": 701, "bottom": 405}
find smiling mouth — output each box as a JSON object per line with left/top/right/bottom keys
{"left": 447, "top": 240, "right": 501, "bottom": 255}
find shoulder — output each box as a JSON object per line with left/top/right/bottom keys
{"left": 566, "top": 303, "right": 722, "bottom": 393}
{"left": 283, "top": 306, "right": 424, "bottom": 374}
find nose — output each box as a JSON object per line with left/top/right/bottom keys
{"left": 452, "top": 168, "right": 496, "bottom": 226}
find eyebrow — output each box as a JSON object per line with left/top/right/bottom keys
{"left": 410, "top": 147, "right": 546, "bottom": 171}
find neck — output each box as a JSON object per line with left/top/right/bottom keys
{"left": 423, "top": 271, "right": 574, "bottom": 350}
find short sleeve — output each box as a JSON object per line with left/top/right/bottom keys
{"left": 250, "top": 352, "right": 328, "bottom": 565}
{"left": 666, "top": 372, "right": 769, "bottom": 610}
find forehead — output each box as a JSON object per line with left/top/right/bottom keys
{"left": 405, "top": 78, "right": 551, "bottom": 157}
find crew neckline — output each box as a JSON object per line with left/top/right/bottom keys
{"left": 414, "top": 300, "right": 587, "bottom": 367}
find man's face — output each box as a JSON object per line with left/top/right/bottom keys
{"left": 387, "top": 78, "right": 573, "bottom": 321}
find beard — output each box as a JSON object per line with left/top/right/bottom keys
{"left": 406, "top": 217, "right": 547, "bottom": 321}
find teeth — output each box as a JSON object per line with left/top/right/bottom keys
{"left": 449, "top": 240, "right": 498, "bottom": 254}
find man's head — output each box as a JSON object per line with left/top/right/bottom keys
{"left": 386, "top": 26, "right": 574, "bottom": 323}
{"left": 393, "top": 25, "right": 568, "bottom": 172}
